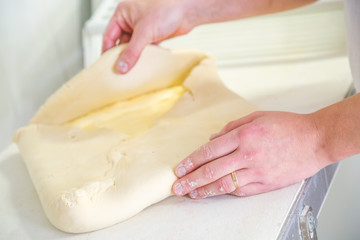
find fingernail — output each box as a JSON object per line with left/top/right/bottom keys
{"left": 175, "top": 166, "right": 186, "bottom": 177}
{"left": 189, "top": 190, "right": 198, "bottom": 199}
{"left": 173, "top": 182, "right": 184, "bottom": 195}
{"left": 116, "top": 60, "right": 128, "bottom": 73}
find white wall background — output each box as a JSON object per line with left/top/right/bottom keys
{"left": 0, "top": 0, "right": 91, "bottom": 149}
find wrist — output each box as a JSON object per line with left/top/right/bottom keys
{"left": 308, "top": 112, "right": 335, "bottom": 168}
{"left": 180, "top": 0, "right": 208, "bottom": 28}
{"left": 311, "top": 94, "right": 360, "bottom": 165}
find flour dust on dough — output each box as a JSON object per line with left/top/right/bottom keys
{"left": 14, "top": 45, "right": 258, "bottom": 233}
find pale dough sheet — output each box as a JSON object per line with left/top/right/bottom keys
{"left": 14, "top": 45, "right": 258, "bottom": 233}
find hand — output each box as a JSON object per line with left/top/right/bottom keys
{"left": 102, "top": 0, "right": 193, "bottom": 73}
{"left": 102, "top": 0, "right": 316, "bottom": 74}
{"left": 172, "top": 111, "right": 331, "bottom": 199}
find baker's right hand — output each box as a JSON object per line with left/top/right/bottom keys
{"left": 102, "top": 0, "right": 194, "bottom": 73}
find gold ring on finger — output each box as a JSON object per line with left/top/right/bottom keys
{"left": 231, "top": 171, "right": 239, "bottom": 189}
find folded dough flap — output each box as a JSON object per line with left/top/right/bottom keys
{"left": 13, "top": 45, "right": 259, "bottom": 233}
{"left": 31, "top": 45, "right": 207, "bottom": 125}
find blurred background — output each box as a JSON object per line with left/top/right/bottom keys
{"left": 0, "top": 0, "right": 359, "bottom": 239}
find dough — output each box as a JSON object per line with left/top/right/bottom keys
{"left": 14, "top": 45, "right": 258, "bottom": 233}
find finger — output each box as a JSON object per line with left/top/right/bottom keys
{"left": 188, "top": 169, "right": 254, "bottom": 199}
{"left": 173, "top": 150, "right": 247, "bottom": 196}
{"left": 175, "top": 132, "right": 240, "bottom": 178}
{"left": 102, "top": 18, "right": 122, "bottom": 53}
{"left": 230, "top": 182, "right": 266, "bottom": 197}
{"left": 210, "top": 111, "right": 262, "bottom": 140}
{"left": 153, "top": 40, "right": 162, "bottom": 45}
{"left": 119, "top": 32, "right": 131, "bottom": 44}
{"left": 115, "top": 26, "right": 150, "bottom": 73}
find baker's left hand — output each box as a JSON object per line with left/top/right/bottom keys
{"left": 172, "top": 111, "right": 332, "bottom": 199}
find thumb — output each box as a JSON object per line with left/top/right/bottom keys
{"left": 115, "top": 28, "right": 150, "bottom": 74}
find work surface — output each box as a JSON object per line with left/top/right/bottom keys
{"left": 0, "top": 55, "right": 352, "bottom": 240}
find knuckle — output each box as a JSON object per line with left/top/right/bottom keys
{"left": 236, "top": 124, "right": 260, "bottom": 141}
{"left": 219, "top": 178, "right": 233, "bottom": 193}
{"left": 203, "top": 165, "right": 216, "bottom": 180}
{"left": 199, "top": 144, "right": 213, "bottom": 160}
{"left": 233, "top": 127, "right": 245, "bottom": 140}
{"left": 122, "top": 48, "right": 137, "bottom": 60}
{"left": 197, "top": 188, "right": 207, "bottom": 198}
